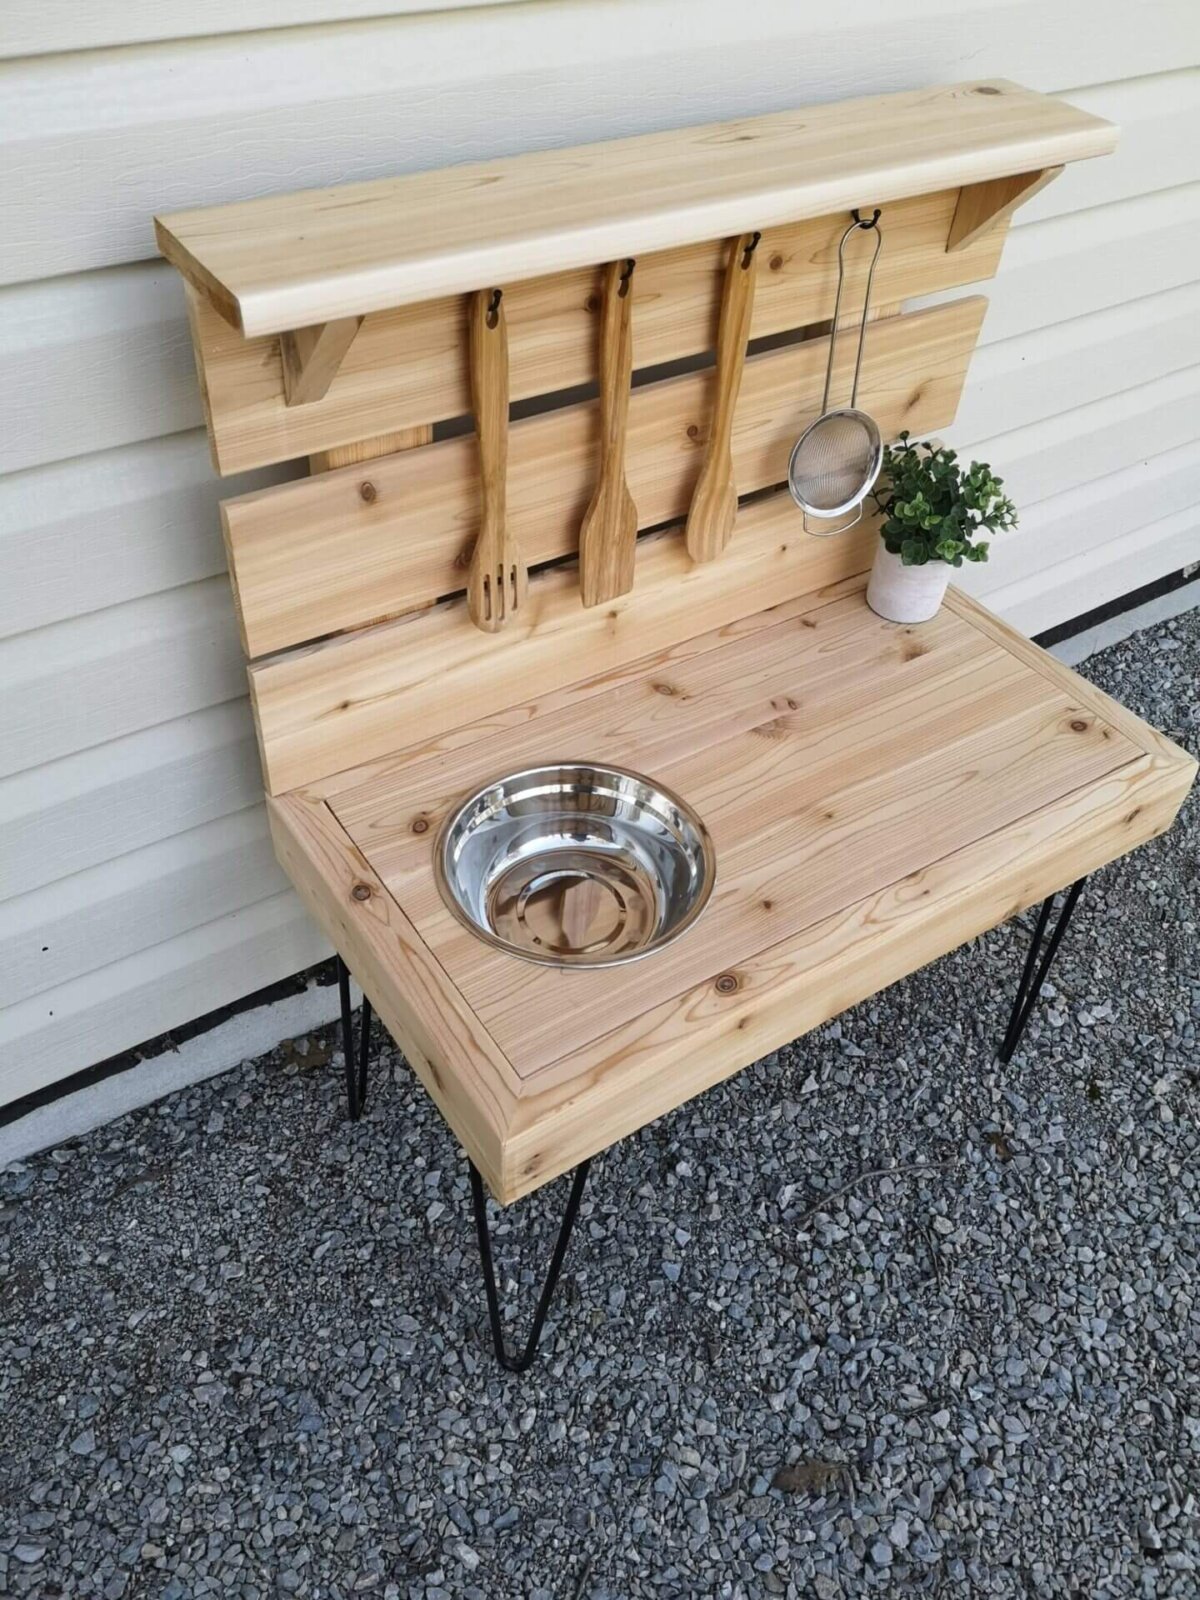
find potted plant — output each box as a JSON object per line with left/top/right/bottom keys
{"left": 866, "top": 433, "right": 1017, "bottom": 624}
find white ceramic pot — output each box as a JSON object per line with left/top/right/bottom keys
{"left": 866, "top": 544, "right": 951, "bottom": 624}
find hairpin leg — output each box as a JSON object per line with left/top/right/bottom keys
{"left": 470, "top": 1158, "right": 592, "bottom": 1373}
{"left": 336, "top": 954, "right": 372, "bottom": 1120}
{"left": 998, "top": 877, "right": 1087, "bottom": 1064}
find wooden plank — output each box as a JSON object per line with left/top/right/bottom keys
{"left": 501, "top": 752, "right": 1190, "bottom": 1198}
{"left": 249, "top": 489, "right": 877, "bottom": 796}
{"left": 280, "top": 317, "right": 363, "bottom": 406}
{"left": 192, "top": 185, "right": 1006, "bottom": 475}
{"left": 225, "top": 297, "right": 986, "bottom": 657}
{"left": 309, "top": 428, "right": 432, "bottom": 471}
{"left": 267, "top": 792, "right": 520, "bottom": 1195}
{"left": 947, "top": 166, "right": 1063, "bottom": 251}
{"left": 155, "top": 80, "right": 1114, "bottom": 335}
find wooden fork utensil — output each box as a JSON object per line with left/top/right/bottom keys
{"left": 579, "top": 258, "right": 638, "bottom": 607}
{"left": 467, "top": 287, "right": 527, "bottom": 631}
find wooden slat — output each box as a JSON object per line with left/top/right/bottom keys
{"left": 155, "top": 80, "right": 1114, "bottom": 336}
{"left": 249, "top": 490, "right": 880, "bottom": 796}
{"left": 226, "top": 297, "right": 986, "bottom": 657}
{"left": 193, "top": 186, "right": 1006, "bottom": 474}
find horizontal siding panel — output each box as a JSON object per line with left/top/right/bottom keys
{"left": 0, "top": 892, "right": 327, "bottom": 1106}
{"left": 0, "top": 703, "right": 260, "bottom": 900}
{"left": 0, "top": 266, "right": 198, "bottom": 475}
{"left": 3, "top": 0, "right": 1196, "bottom": 286}
{"left": 981, "top": 505, "right": 1200, "bottom": 636}
{"left": 1022, "top": 69, "right": 1200, "bottom": 220}
{"left": 958, "top": 365, "right": 1200, "bottom": 507}
{"left": 918, "top": 181, "right": 1200, "bottom": 342}
{"left": 953, "top": 281, "right": 1200, "bottom": 442}
{"left": 0, "top": 432, "right": 292, "bottom": 638}
{"left": 0, "top": 806, "right": 284, "bottom": 1006}
{"left": 966, "top": 440, "right": 1200, "bottom": 602}
{"left": 0, "top": 0, "right": 525, "bottom": 59}
{"left": 0, "top": 578, "right": 244, "bottom": 779}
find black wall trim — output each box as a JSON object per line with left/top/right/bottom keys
{"left": 0, "top": 958, "right": 340, "bottom": 1132}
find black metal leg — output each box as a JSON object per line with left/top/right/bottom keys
{"left": 336, "top": 954, "right": 372, "bottom": 1120}
{"left": 998, "top": 877, "right": 1087, "bottom": 1063}
{"left": 470, "top": 1158, "right": 592, "bottom": 1372}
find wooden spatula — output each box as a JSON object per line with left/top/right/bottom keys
{"left": 685, "top": 232, "right": 760, "bottom": 564}
{"left": 467, "top": 287, "right": 526, "bottom": 632}
{"left": 579, "top": 259, "right": 638, "bottom": 608}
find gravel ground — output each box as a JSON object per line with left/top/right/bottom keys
{"left": 2, "top": 607, "right": 1198, "bottom": 1600}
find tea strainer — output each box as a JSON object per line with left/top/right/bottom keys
{"left": 788, "top": 210, "right": 884, "bottom": 535}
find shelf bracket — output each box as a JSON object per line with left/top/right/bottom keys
{"left": 280, "top": 315, "right": 365, "bottom": 406}
{"left": 946, "top": 165, "right": 1063, "bottom": 253}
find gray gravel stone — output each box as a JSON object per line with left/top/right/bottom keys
{"left": 2, "top": 606, "right": 1199, "bottom": 1597}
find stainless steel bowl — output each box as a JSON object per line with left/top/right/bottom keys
{"left": 435, "top": 763, "right": 715, "bottom": 968}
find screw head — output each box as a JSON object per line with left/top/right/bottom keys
{"left": 359, "top": 481, "right": 377, "bottom": 504}
{"left": 715, "top": 973, "right": 739, "bottom": 995}
{"left": 351, "top": 882, "right": 372, "bottom": 902}
{"left": 411, "top": 817, "right": 430, "bottom": 835}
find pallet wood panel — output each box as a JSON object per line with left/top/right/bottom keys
{"left": 226, "top": 297, "right": 986, "bottom": 657}
{"left": 155, "top": 80, "right": 1114, "bottom": 335}
{"left": 192, "top": 187, "right": 1003, "bottom": 474}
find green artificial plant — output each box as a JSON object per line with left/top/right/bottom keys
{"left": 873, "top": 432, "right": 1017, "bottom": 567}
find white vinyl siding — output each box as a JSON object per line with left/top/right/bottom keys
{"left": 1, "top": 0, "right": 1197, "bottom": 1107}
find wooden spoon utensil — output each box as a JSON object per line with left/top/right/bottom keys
{"left": 579, "top": 258, "right": 638, "bottom": 608}
{"left": 685, "top": 232, "right": 760, "bottom": 564}
{"left": 467, "top": 287, "right": 526, "bottom": 632}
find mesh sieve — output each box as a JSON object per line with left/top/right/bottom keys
{"left": 788, "top": 213, "right": 884, "bottom": 534}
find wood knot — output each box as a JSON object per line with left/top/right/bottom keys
{"left": 975, "top": 84, "right": 1002, "bottom": 95}
{"left": 653, "top": 682, "right": 679, "bottom": 697}
{"left": 359, "top": 481, "right": 377, "bottom": 504}
{"left": 351, "top": 882, "right": 372, "bottom": 903}
{"left": 715, "top": 973, "right": 739, "bottom": 996}
{"left": 585, "top": 292, "right": 601, "bottom": 314}
{"left": 687, "top": 423, "right": 702, "bottom": 441}
{"left": 1070, "top": 718, "right": 1089, "bottom": 733}
{"left": 769, "top": 253, "right": 784, "bottom": 272}
{"left": 411, "top": 817, "right": 430, "bottom": 834}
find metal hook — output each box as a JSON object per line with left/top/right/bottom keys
{"left": 485, "top": 287, "right": 503, "bottom": 329}
{"left": 618, "top": 257, "right": 636, "bottom": 298}
{"left": 741, "top": 230, "right": 762, "bottom": 270}
{"left": 819, "top": 215, "right": 885, "bottom": 415}
{"left": 851, "top": 207, "right": 882, "bottom": 230}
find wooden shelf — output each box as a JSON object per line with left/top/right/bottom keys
{"left": 268, "top": 581, "right": 1195, "bottom": 1203}
{"left": 156, "top": 78, "right": 1115, "bottom": 337}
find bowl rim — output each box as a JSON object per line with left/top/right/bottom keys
{"left": 432, "top": 759, "right": 717, "bottom": 969}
